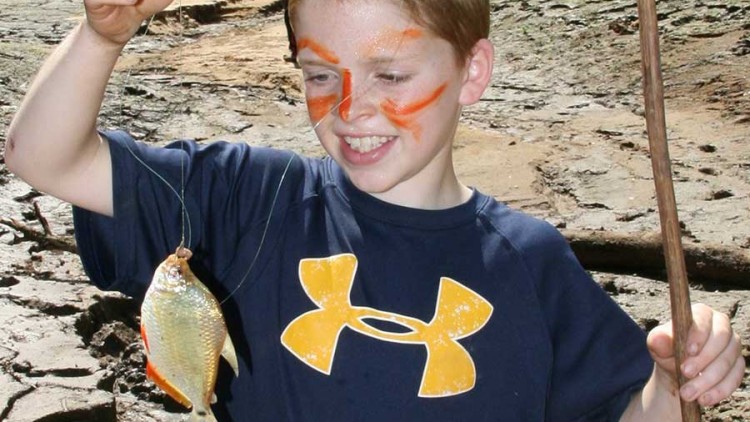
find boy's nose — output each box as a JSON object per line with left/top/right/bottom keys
{"left": 338, "top": 71, "right": 376, "bottom": 122}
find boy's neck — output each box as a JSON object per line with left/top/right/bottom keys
{"left": 370, "top": 175, "right": 473, "bottom": 210}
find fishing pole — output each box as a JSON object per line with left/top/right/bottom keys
{"left": 636, "top": 0, "right": 701, "bottom": 420}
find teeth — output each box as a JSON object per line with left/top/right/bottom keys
{"left": 343, "top": 136, "right": 390, "bottom": 153}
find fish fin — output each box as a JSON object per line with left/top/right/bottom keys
{"left": 140, "top": 323, "right": 150, "bottom": 353}
{"left": 189, "top": 407, "right": 218, "bottom": 422}
{"left": 221, "top": 331, "right": 239, "bottom": 377}
{"left": 211, "top": 393, "right": 217, "bottom": 404}
{"left": 145, "top": 360, "right": 193, "bottom": 410}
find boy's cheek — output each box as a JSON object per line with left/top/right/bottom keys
{"left": 306, "top": 94, "right": 339, "bottom": 123}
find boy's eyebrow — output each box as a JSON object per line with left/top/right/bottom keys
{"left": 363, "top": 45, "right": 426, "bottom": 65}
{"left": 297, "top": 37, "right": 340, "bottom": 64}
{"left": 360, "top": 28, "right": 424, "bottom": 62}
{"left": 373, "top": 27, "right": 423, "bottom": 44}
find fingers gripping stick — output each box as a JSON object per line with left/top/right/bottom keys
{"left": 636, "top": 0, "right": 701, "bottom": 420}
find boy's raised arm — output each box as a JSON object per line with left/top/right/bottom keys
{"left": 5, "top": 0, "right": 174, "bottom": 216}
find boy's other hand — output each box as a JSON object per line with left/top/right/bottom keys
{"left": 84, "top": 0, "right": 175, "bottom": 47}
{"left": 647, "top": 303, "right": 744, "bottom": 406}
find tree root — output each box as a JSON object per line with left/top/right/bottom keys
{"left": 563, "top": 229, "right": 750, "bottom": 288}
{"left": 0, "top": 217, "right": 77, "bottom": 254}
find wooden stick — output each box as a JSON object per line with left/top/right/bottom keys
{"left": 636, "top": 0, "right": 701, "bottom": 420}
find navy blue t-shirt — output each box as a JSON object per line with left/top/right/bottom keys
{"left": 73, "top": 131, "right": 652, "bottom": 421}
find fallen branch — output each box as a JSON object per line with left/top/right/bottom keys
{"left": 32, "top": 201, "right": 52, "bottom": 236}
{"left": 562, "top": 229, "right": 750, "bottom": 288}
{"left": 0, "top": 217, "right": 78, "bottom": 254}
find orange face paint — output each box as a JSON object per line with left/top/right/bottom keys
{"left": 381, "top": 83, "right": 448, "bottom": 141}
{"left": 298, "top": 38, "right": 351, "bottom": 122}
{"left": 297, "top": 37, "right": 340, "bottom": 64}
{"left": 307, "top": 94, "right": 338, "bottom": 123}
{"left": 400, "top": 28, "right": 423, "bottom": 40}
{"left": 363, "top": 28, "right": 424, "bottom": 57}
{"left": 339, "top": 69, "right": 352, "bottom": 120}
{"left": 382, "top": 83, "right": 447, "bottom": 116}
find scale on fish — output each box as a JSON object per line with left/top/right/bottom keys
{"left": 140, "top": 246, "right": 238, "bottom": 422}
{"left": 116, "top": 0, "right": 410, "bottom": 419}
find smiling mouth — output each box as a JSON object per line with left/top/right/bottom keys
{"left": 343, "top": 136, "right": 394, "bottom": 153}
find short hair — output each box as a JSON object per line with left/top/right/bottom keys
{"left": 287, "top": 0, "right": 490, "bottom": 64}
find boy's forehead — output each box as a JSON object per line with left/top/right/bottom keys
{"left": 297, "top": 27, "right": 430, "bottom": 64}
{"left": 294, "top": 0, "right": 431, "bottom": 58}
{"left": 294, "top": 0, "right": 417, "bottom": 31}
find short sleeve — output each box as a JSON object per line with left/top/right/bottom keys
{"left": 74, "top": 131, "right": 196, "bottom": 298}
{"left": 511, "top": 220, "right": 652, "bottom": 421}
{"left": 73, "top": 131, "right": 302, "bottom": 300}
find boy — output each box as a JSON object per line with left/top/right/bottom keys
{"left": 6, "top": 0, "right": 743, "bottom": 420}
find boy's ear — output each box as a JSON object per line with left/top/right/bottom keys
{"left": 459, "top": 39, "right": 494, "bottom": 106}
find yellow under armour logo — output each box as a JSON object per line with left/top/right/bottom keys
{"left": 281, "top": 254, "right": 494, "bottom": 398}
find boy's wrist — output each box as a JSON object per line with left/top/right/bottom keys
{"left": 622, "top": 365, "right": 683, "bottom": 421}
{"left": 78, "top": 20, "right": 129, "bottom": 52}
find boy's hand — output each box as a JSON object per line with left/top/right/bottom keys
{"left": 647, "top": 303, "right": 744, "bottom": 406}
{"left": 84, "top": 0, "right": 175, "bottom": 47}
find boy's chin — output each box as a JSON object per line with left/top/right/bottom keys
{"left": 345, "top": 171, "right": 393, "bottom": 195}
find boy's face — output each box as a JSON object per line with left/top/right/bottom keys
{"left": 294, "top": 0, "right": 474, "bottom": 207}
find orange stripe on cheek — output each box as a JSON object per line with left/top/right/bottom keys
{"left": 307, "top": 94, "right": 338, "bottom": 123}
{"left": 339, "top": 69, "right": 352, "bottom": 120}
{"left": 388, "top": 115, "right": 423, "bottom": 141}
{"left": 297, "top": 38, "right": 340, "bottom": 64}
{"left": 380, "top": 83, "right": 448, "bottom": 142}
{"left": 382, "top": 83, "right": 448, "bottom": 116}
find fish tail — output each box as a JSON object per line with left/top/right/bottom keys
{"left": 188, "top": 407, "right": 218, "bottom": 422}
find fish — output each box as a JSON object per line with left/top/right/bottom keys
{"left": 140, "top": 247, "right": 239, "bottom": 422}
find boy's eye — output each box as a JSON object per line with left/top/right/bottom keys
{"left": 377, "top": 72, "right": 411, "bottom": 84}
{"left": 305, "top": 73, "right": 334, "bottom": 84}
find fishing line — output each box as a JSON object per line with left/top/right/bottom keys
{"left": 220, "top": 153, "right": 296, "bottom": 305}
{"left": 119, "top": 2, "right": 193, "bottom": 249}
{"left": 115, "top": 2, "right": 294, "bottom": 304}
{"left": 177, "top": 1, "right": 187, "bottom": 250}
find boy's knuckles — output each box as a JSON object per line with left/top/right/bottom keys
{"left": 705, "top": 364, "right": 742, "bottom": 405}
{"left": 692, "top": 302, "right": 710, "bottom": 313}
{"left": 730, "top": 357, "right": 746, "bottom": 386}
{"left": 712, "top": 325, "right": 736, "bottom": 354}
{"left": 713, "top": 311, "right": 730, "bottom": 329}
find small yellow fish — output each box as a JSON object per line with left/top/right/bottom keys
{"left": 140, "top": 248, "right": 239, "bottom": 422}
